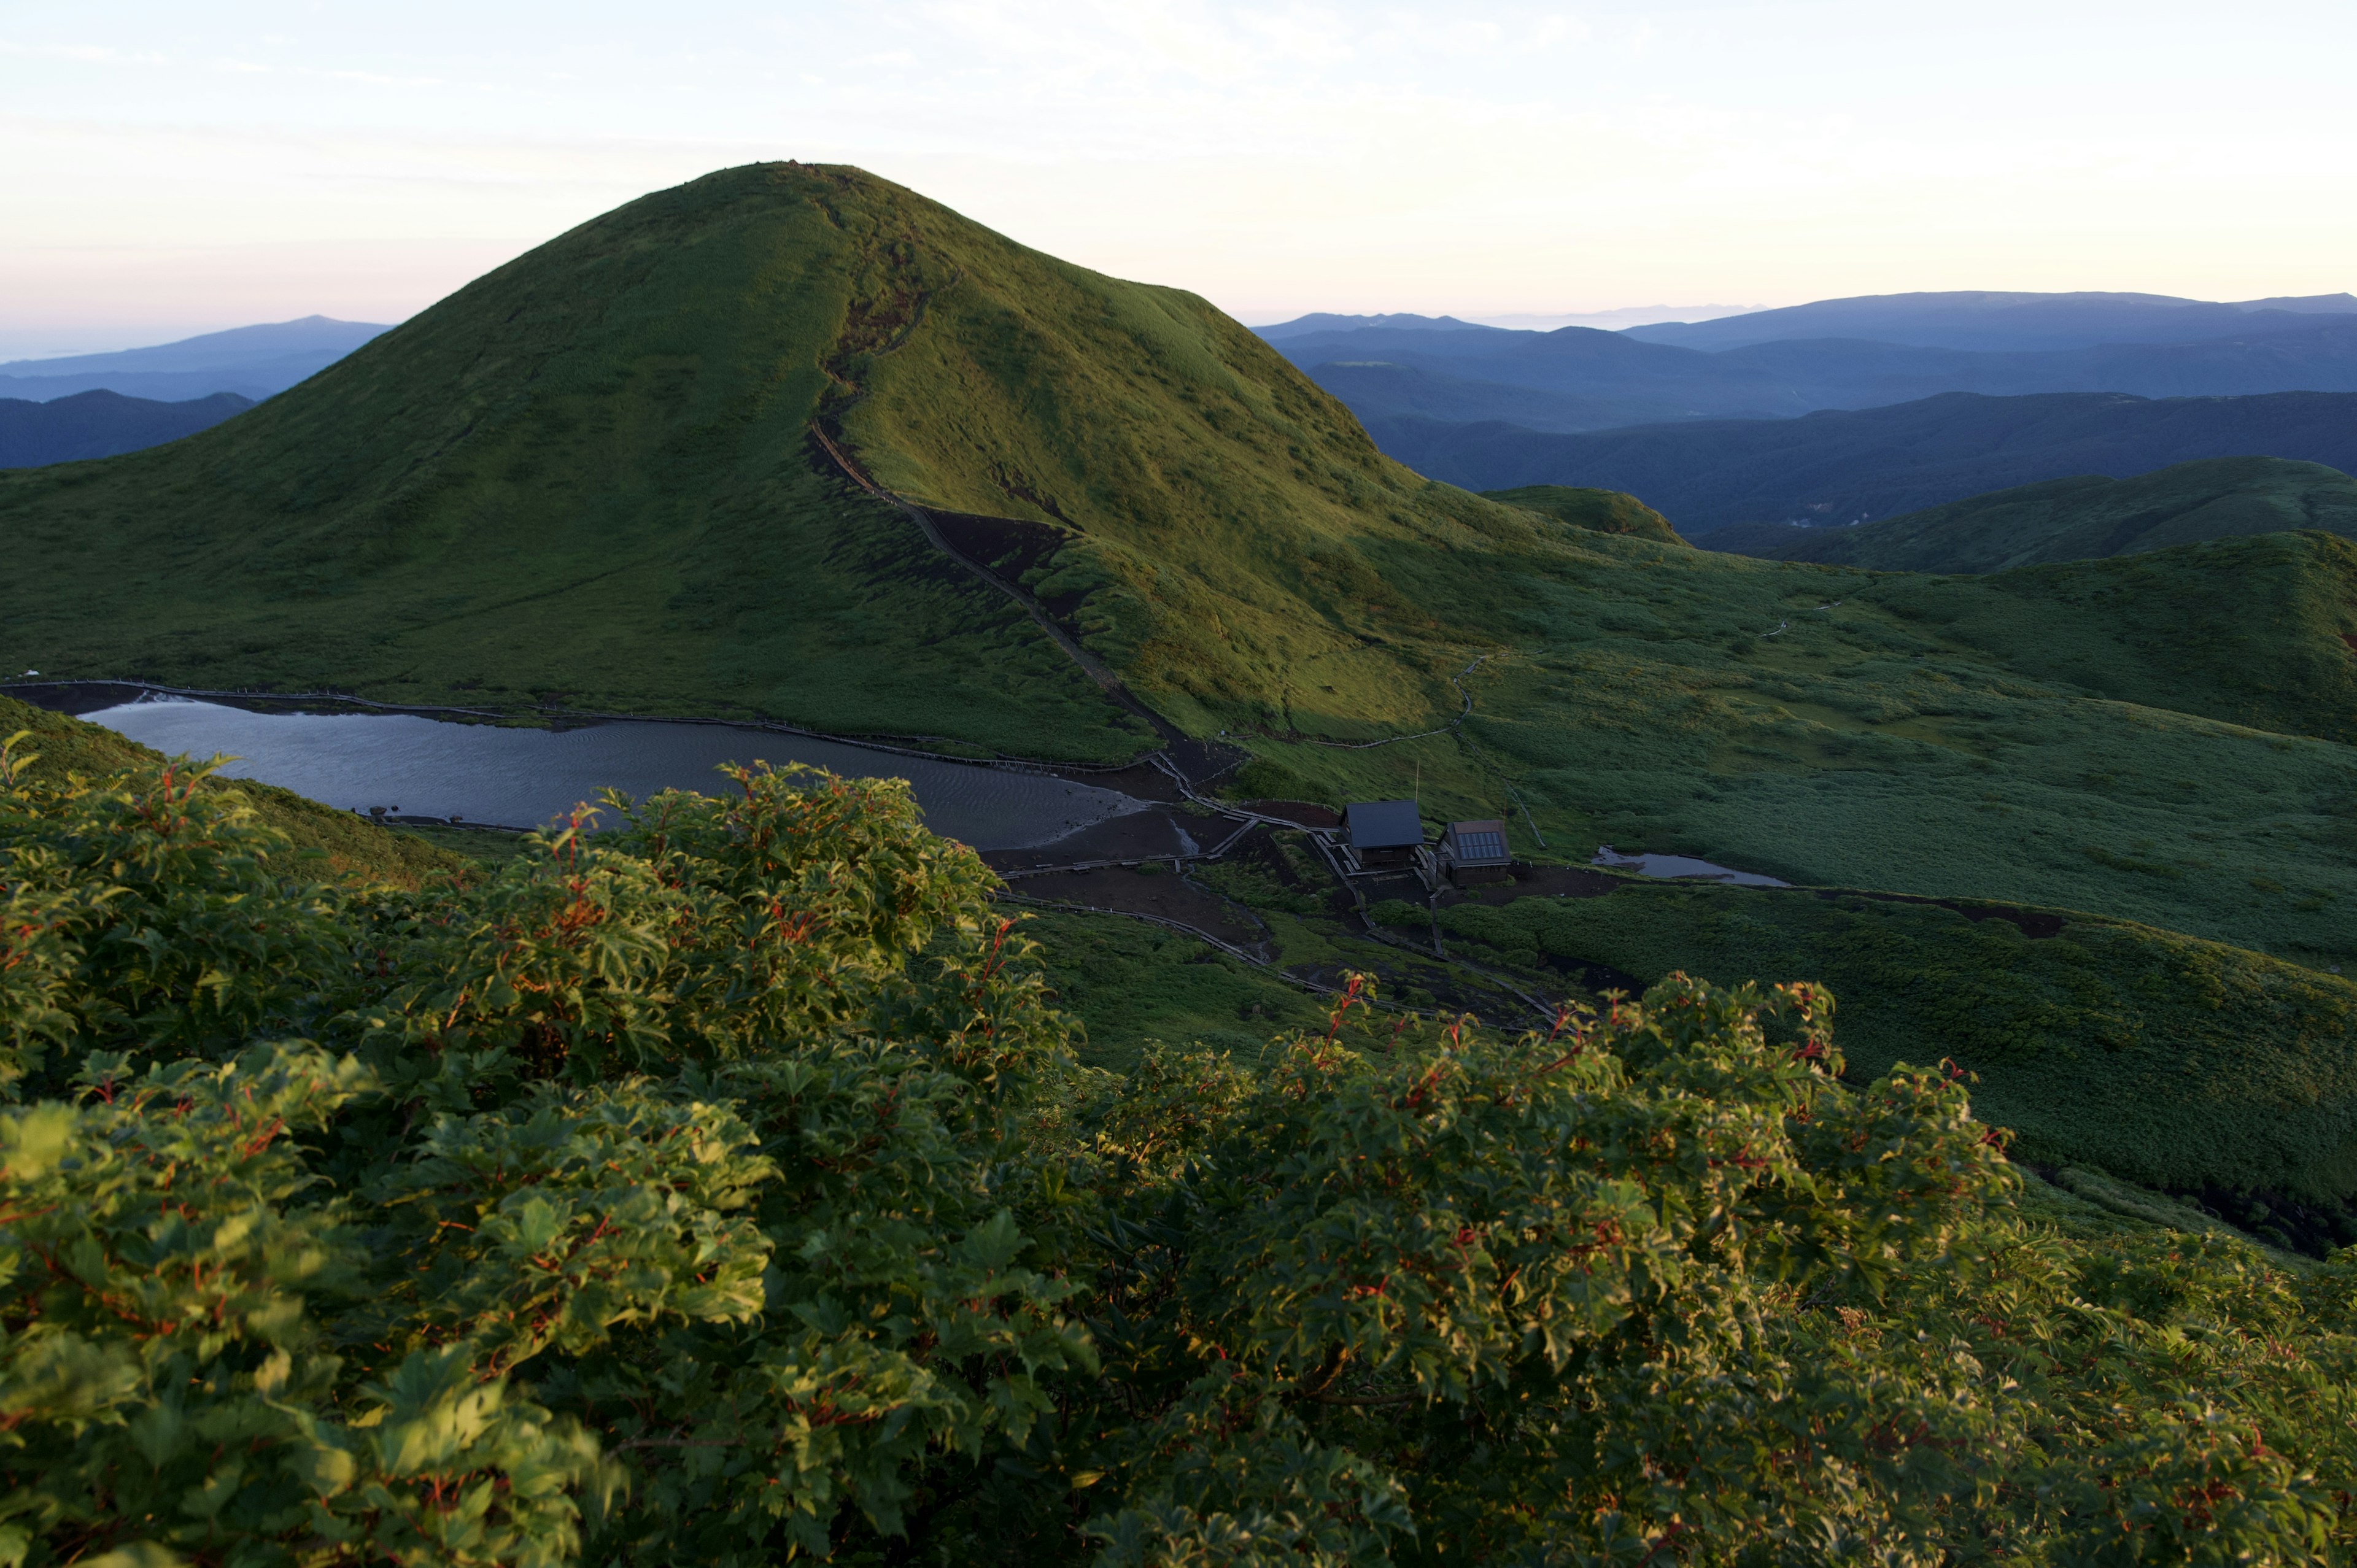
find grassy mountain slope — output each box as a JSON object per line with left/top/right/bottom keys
{"left": 1479, "top": 485, "right": 1685, "bottom": 543}
{"left": 1711, "top": 457, "right": 2357, "bottom": 572}
{"left": 0, "top": 693, "right": 463, "bottom": 888}
{"left": 5, "top": 164, "right": 2357, "bottom": 978}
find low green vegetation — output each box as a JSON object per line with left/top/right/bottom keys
{"left": 1423, "top": 881, "right": 2357, "bottom": 1220}
{"left": 1727, "top": 455, "right": 2357, "bottom": 573}
{"left": 1020, "top": 908, "right": 1328, "bottom": 1069}
{"left": 1479, "top": 483, "right": 1686, "bottom": 543}
{"left": 7, "top": 746, "right": 2356, "bottom": 1564}
{"left": 0, "top": 692, "right": 463, "bottom": 889}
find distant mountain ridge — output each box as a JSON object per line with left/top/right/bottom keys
{"left": 1702, "top": 457, "right": 2357, "bottom": 572}
{"left": 1622, "top": 289, "right": 2357, "bottom": 352}
{"left": 1269, "top": 313, "right": 2357, "bottom": 435}
{"left": 1252, "top": 312, "right": 1503, "bottom": 341}
{"left": 0, "top": 316, "right": 390, "bottom": 403}
{"left": 1368, "top": 390, "right": 2357, "bottom": 533}
{"left": 0, "top": 390, "right": 254, "bottom": 469}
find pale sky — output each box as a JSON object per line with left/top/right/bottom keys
{"left": 4, "top": 0, "right": 2354, "bottom": 358}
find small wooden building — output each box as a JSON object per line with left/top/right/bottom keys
{"left": 1342, "top": 798, "right": 1425, "bottom": 871}
{"left": 1442, "top": 819, "right": 1512, "bottom": 885}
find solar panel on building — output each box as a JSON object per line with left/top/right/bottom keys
{"left": 1446, "top": 819, "right": 1511, "bottom": 865}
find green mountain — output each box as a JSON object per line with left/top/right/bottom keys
{"left": 6, "top": 162, "right": 2357, "bottom": 992}
{"left": 0, "top": 162, "right": 1537, "bottom": 762}
{"left": 1711, "top": 455, "right": 2357, "bottom": 571}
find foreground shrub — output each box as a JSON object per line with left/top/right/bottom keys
{"left": 1, "top": 733, "right": 2351, "bottom": 1564}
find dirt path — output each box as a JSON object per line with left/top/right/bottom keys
{"left": 809, "top": 424, "right": 1246, "bottom": 789}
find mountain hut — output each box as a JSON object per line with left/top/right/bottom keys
{"left": 1342, "top": 798, "right": 1426, "bottom": 871}
{"left": 1442, "top": 819, "right": 1512, "bottom": 885}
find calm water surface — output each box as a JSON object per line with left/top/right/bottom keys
{"left": 86, "top": 699, "right": 1146, "bottom": 851}
{"left": 1592, "top": 846, "right": 1790, "bottom": 888}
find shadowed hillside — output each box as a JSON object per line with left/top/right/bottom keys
{"left": 1707, "top": 457, "right": 2357, "bottom": 571}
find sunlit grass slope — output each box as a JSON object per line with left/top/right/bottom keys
{"left": 1731, "top": 456, "right": 2357, "bottom": 573}
{"left": 0, "top": 695, "right": 463, "bottom": 889}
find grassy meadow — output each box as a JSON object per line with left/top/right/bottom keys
{"left": 1213, "top": 524, "right": 2357, "bottom": 973}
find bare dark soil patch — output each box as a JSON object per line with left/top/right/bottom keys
{"left": 929, "top": 511, "right": 1074, "bottom": 598}
{"left": 986, "top": 805, "right": 1208, "bottom": 875}
{"left": 1439, "top": 863, "right": 1625, "bottom": 908}
{"left": 1034, "top": 759, "right": 1187, "bottom": 803}
{"left": 1008, "top": 864, "right": 1267, "bottom": 952}
{"left": 1215, "top": 823, "right": 1359, "bottom": 920}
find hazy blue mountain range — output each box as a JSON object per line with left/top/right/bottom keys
{"left": 1367, "top": 390, "right": 2357, "bottom": 535}
{"left": 1261, "top": 311, "right": 2357, "bottom": 434}
{"left": 0, "top": 389, "right": 254, "bottom": 469}
{"left": 0, "top": 316, "right": 390, "bottom": 403}
{"left": 1620, "top": 289, "right": 2357, "bottom": 352}
{"left": 1251, "top": 312, "right": 1505, "bottom": 340}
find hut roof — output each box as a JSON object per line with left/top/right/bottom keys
{"left": 1345, "top": 798, "right": 1425, "bottom": 850}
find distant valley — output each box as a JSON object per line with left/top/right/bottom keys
{"left": 0, "top": 316, "right": 394, "bottom": 473}
{"left": 1370, "top": 389, "right": 2357, "bottom": 535}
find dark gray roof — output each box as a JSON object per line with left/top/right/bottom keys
{"left": 1345, "top": 798, "right": 1425, "bottom": 849}
{"left": 1446, "top": 819, "right": 1511, "bottom": 864}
